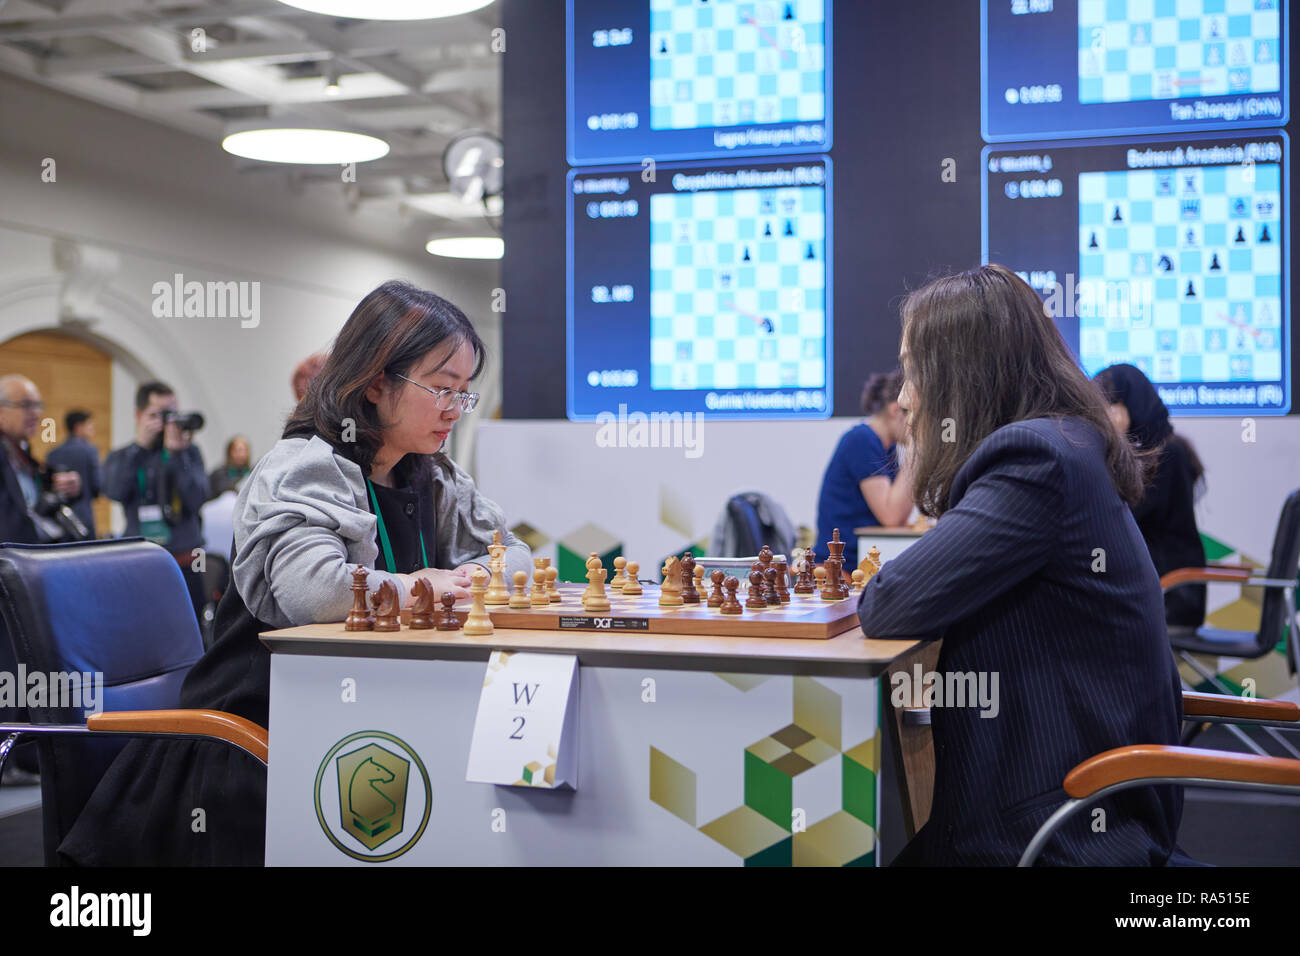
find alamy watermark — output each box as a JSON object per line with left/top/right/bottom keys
{"left": 151, "top": 273, "right": 261, "bottom": 328}
{"left": 594, "top": 404, "right": 704, "bottom": 459}
{"left": 0, "top": 666, "right": 102, "bottom": 712}
{"left": 890, "top": 664, "right": 1000, "bottom": 719}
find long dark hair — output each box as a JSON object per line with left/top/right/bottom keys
{"left": 1095, "top": 362, "right": 1205, "bottom": 495}
{"left": 901, "top": 264, "right": 1147, "bottom": 516}
{"left": 283, "top": 280, "right": 485, "bottom": 483}
{"left": 860, "top": 368, "right": 904, "bottom": 416}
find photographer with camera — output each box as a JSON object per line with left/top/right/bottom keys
{"left": 104, "top": 381, "right": 208, "bottom": 620}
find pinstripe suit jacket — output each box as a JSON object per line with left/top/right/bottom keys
{"left": 859, "top": 417, "right": 1183, "bottom": 866}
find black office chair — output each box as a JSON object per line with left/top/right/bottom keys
{"left": 1159, "top": 488, "right": 1300, "bottom": 758}
{"left": 0, "top": 538, "right": 266, "bottom": 865}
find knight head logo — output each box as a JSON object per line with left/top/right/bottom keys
{"left": 314, "top": 731, "right": 431, "bottom": 862}
{"left": 337, "top": 744, "right": 409, "bottom": 849}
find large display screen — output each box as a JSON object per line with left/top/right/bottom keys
{"left": 568, "top": 157, "right": 831, "bottom": 419}
{"left": 985, "top": 132, "right": 1288, "bottom": 413}
{"left": 502, "top": 0, "right": 1296, "bottom": 420}
{"left": 984, "top": 0, "right": 1288, "bottom": 141}
{"left": 568, "top": 0, "right": 831, "bottom": 164}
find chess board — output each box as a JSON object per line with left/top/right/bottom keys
{"left": 648, "top": 0, "right": 826, "bottom": 130}
{"left": 450, "top": 583, "right": 859, "bottom": 640}
{"left": 1076, "top": 161, "right": 1284, "bottom": 384}
{"left": 1077, "top": 0, "right": 1282, "bottom": 104}
{"left": 649, "top": 183, "right": 826, "bottom": 390}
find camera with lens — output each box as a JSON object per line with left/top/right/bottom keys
{"left": 163, "top": 410, "right": 205, "bottom": 433}
{"left": 33, "top": 489, "right": 91, "bottom": 542}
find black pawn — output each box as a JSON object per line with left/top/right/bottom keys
{"left": 659, "top": 39, "right": 668, "bottom": 54}
{"left": 763, "top": 567, "right": 781, "bottom": 606}
{"left": 805, "top": 243, "right": 815, "bottom": 259}
{"left": 784, "top": 3, "right": 794, "bottom": 18}
{"left": 763, "top": 221, "right": 772, "bottom": 237}
{"left": 1185, "top": 280, "right": 1196, "bottom": 298}
{"left": 1235, "top": 226, "right": 1246, "bottom": 243}
{"left": 784, "top": 220, "right": 794, "bottom": 236}
{"left": 742, "top": 246, "right": 751, "bottom": 261}
{"left": 1088, "top": 232, "right": 1099, "bottom": 249}
{"left": 1210, "top": 253, "right": 1221, "bottom": 270}
{"left": 1112, "top": 206, "right": 1123, "bottom": 222}
{"left": 1259, "top": 224, "right": 1271, "bottom": 243}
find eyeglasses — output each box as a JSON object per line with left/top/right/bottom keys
{"left": 394, "top": 373, "right": 479, "bottom": 412}
{"left": 0, "top": 400, "right": 44, "bottom": 413}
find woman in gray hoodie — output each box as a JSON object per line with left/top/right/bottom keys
{"left": 61, "top": 280, "right": 530, "bottom": 865}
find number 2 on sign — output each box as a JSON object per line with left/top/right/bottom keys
{"left": 509, "top": 716, "right": 525, "bottom": 739}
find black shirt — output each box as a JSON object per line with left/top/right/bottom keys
{"left": 1133, "top": 438, "right": 1206, "bottom": 628}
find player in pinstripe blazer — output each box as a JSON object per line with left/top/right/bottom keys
{"left": 859, "top": 264, "right": 1185, "bottom": 866}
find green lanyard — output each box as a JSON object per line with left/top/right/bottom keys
{"left": 135, "top": 449, "right": 169, "bottom": 501}
{"left": 366, "top": 478, "right": 429, "bottom": 573}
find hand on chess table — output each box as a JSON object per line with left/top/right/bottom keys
{"left": 395, "top": 567, "right": 471, "bottom": 606}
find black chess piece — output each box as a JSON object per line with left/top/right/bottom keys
{"left": 784, "top": 220, "right": 794, "bottom": 236}
{"left": 720, "top": 576, "right": 743, "bottom": 615}
{"left": 1235, "top": 226, "right": 1246, "bottom": 243}
{"left": 1259, "top": 224, "right": 1271, "bottom": 243}
{"left": 1088, "top": 232, "right": 1099, "bottom": 249}
{"left": 805, "top": 243, "right": 815, "bottom": 259}
{"left": 763, "top": 221, "right": 772, "bottom": 237}
{"left": 742, "top": 246, "right": 751, "bottom": 261}
{"left": 763, "top": 567, "right": 781, "bottom": 606}
{"left": 680, "top": 553, "right": 700, "bottom": 604}
{"left": 1210, "top": 253, "right": 1221, "bottom": 271}
{"left": 707, "top": 569, "right": 726, "bottom": 608}
{"left": 1112, "top": 206, "right": 1123, "bottom": 222}
{"left": 435, "top": 591, "right": 461, "bottom": 631}
{"left": 1185, "top": 281, "right": 1196, "bottom": 298}
{"left": 745, "top": 570, "right": 767, "bottom": 609}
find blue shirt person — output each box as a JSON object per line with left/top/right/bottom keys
{"left": 816, "top": 369, "right": 912, "bottom": 568}
{"left": 46, "top": 409, "right": 102, "bottom": 537}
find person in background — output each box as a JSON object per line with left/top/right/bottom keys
{"left": 1095, "top": 363, "right": 1207, "bottom": 629}
{"left": 292, "top": 352, "right": 327, "bottom": 402}
{"left": 0, "top": 375, "right": 84, "bottom": 783}
{"left": 103, "top": 381, "right": 208, "bottom": 620}
{"left": 815, "top": 368, "right": 913, "bottom": 569}
{"left": 208, "top": 435, "right": 252, "bottom": 500}
{"left": 0, "top": 374, "right": 83, "bottom": 543}
{"left": 46, "top": 409, "right": 102, "bottom": 537}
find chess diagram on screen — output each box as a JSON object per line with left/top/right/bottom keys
{"left": 1077, "top": 0, "right": 1282, "bottom": 105}
{"left": 1076, "top": 161, "right": 1283, "bottom": 384}
{"left": 649, "top": 0, "right": 826, "bottom": 130}
{"left": 649, "top": 183, "right": 826, "bottom": 390}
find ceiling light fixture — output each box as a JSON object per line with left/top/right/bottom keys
{"left": 222, "top": 126, "right": 390, "bottom": 164}
{"left": 274, "top": 0, "right": 494, "bottom": 19}
{"left": 426, "top": 237, "right": 503, "bottom": 260}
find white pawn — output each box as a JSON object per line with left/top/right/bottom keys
{"left": 509, "top": 570, "right": 531, "bottom": 609}
{"left": 463, "top": 569, "right": 494, "bottom": 636}
{"left": 531, "top": 566, "right": 550, "bottom": 606}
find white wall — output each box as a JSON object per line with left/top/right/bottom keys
{"left": 0, "top": 73, "right": 502, "bottom": 532}
{"left": 477, "top": 416, "right": 1300, "bottom": 571}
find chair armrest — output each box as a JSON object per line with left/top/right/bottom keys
{"left": 1182, "top": 691, "right": 1300, "bottom": 723}
{"left": 87, "top": 709, "right": 268, "bottom": 764}
{"left": 1064, "top": 744, "right": 1300, "bottom": 798}
{"left": 1160, "top": 566, "right": 1252, "bottom": 590}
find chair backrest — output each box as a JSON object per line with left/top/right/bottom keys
{"left": 0, "top": 538, "right": 203, "bottom": 864}
{"left": 714, "top": 492, "right": 796, "bottom": 558}
{"left": 1258, "top": 489, "right": 1300, "bottom": 654}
